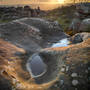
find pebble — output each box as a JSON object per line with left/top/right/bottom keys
{"left": 72, "top": 80, "right": 79, "bottom": 86}
{"left": 66, "top": 66, "right": 69, "bottom": 71}
{"left": 60, "top": 80, "right": 64, "bottom": 85}
{"left": 71, "top": 73, "right": 78, "bottom": 77}
{"left": 61, "top": 68, "right": 65, "bottom": 72}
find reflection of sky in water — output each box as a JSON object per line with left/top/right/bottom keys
{"left": 52, "top": 38, "right": 70, "bottom": 47}
{"left": 26, "top": 55, "right": 47, "bottom": 78}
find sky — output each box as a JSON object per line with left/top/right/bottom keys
{"left": 0, "top": 0, "right": 89, "bottom": 10}
{"left": 0, "top": 0, "right": 89, "bottom": 5}
{"left": 0, "top": 0, "right": 66, "bottom": 5}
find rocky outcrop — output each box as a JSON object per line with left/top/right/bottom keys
{"left": 0, "top": 37, "right": 89, "bottom": 90}
{"left": 79, "top": 18, "right": 90, "bottom": 32}
{"left": 0, "top": 6, "right": 42, "bottom": 20}
{"left": 76, "top": 3, "right": 90, "bottom": 16}
{"left": 33, "top": 38, "right": 90, "bottom": 90}
{"left": 0, "top": 17, "right": 89, "bottom": 90}
{"left": 69, "top": 3, "right": 90, "bottom": 34}
{"left": 71, "top": 32, "right": 90, "bottom": 43}
{"left": 0, "top": 18, "right": 68, "bottom": 52}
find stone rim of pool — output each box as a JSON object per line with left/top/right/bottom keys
{"left": 26, "top": 54, "right": 47, "bottom": 78}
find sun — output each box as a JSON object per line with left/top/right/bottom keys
{"left": 58, "top": 0, "right": 65, "bottom": 4}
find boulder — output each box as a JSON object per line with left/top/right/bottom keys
{"left": 79, "top": 18, "right": 90, "bottom": 32}
{"left": 69, "top": 18, "right": 90, "bottom": 34}
{"left": 69, "top": 18, "right": 81, "bottom": 34}
{"left": 69, "top": 3, "right": 90, "bottom": 34}
{"left": 0, "top": 18, "right": 68, "bottom": 52}
{"left": 71, "top": 32, "right": 90, "bottom": 44}
{"left": 76, "top": 3, "right": 90, "bottom": 15}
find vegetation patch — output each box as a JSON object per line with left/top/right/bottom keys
{"left": 43, "top": 5, "right": 76, "bottom": 33}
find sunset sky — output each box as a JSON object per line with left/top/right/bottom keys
{"left": 0, "top": 0, "right": 89, "bottom": 10}
{"left": 0, "top": 0, "right": 89, "bottom": 5}
{"left": 0, "top": 0, "right": 69, "bottom": 5}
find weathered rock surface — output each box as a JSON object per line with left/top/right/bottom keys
{"left": 71, "top": 32, "right": 90, "bottom": 43}
{"left": 76, "top": 3, "right": 90, "bottom": 15}
{"left": 69, "top": 3, "right": 90, "bottom": 34}
{"left": 69, "top": 18, "right": 81, "bottom": 34}
{"left": 37, "top": 38, "right": 90, "bottom": 90}
{"left": 0, "top": 37, "right": 89, "bottom": 90}
{"left": 0, "top": 18, "right": 68, "bottom": 52}
{"left": 0, "top": 17, "right": 89, "bottom": 90}
{"left": 79, "top": 18, "right": 90, "bottom": 32}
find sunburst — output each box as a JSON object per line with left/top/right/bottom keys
{"left": 58, "top": 0, "right": 65, "bottom": 4}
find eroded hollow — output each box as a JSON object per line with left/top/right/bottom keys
{"left": 26, "top": 51, "right": 63, "bottom": 84}
{"left": 26, "top": 54, "right": 47, "bottom": 78}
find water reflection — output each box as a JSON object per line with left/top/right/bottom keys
{"left": 52, "top": 38, "right": 70, "bottom": 47}
{"left": 26, "top": 54, "right": 47, "bottom": 78}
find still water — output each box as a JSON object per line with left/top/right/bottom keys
{"left": 52, "top": 38, "right": 70, "bottom": 47}
{"left": 26, "top": 38, "right": 70, "bottom": 78}
{"left": 26, "top": 54, "right": 47, "bottom": 78}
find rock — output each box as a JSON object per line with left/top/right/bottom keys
{"left": 0, "top": 18, "right": 68, "bottom": 52}
{"left": 71, "top": 73, "right": 78, "bottom": 77}
{"left": 79, "top": 18, "right": 90, "bottom": 32}
{"left": 69, "top": 3, "right": 90, "bottom": 34}
{"left": 71, "top": 32, "right": 90, "bottom": 43}
{"left": 76, "top": 3, "right": 90, "bottom": 15}
{"left": 66, "top": 66, "right": 69, "bottom": 72}
{"left": 72, "top": 80, "right": 79, "bottom": 86}
{"left": 0, "top": 39, "right": 59, "bottom": 90}
{"left": 0, "top": 38, "right": 89, "bottom": 90}
{"left": 60, "top": 80, "right": 64, "bottom": 85}
{"left": 36, "top": 38, "right": 90, "bottom": 90}
{"left": 61, "top": 68, "right": 65, "bottom": 72}
{"left": 0, "top": 75, "right": 12, "bottom": 90}
{"left": 69, "top": 18, "right": 81, "bottom": 34}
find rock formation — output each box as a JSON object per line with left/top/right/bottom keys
{"left": 0, "top": 18, "right": 89, "bottom": 90}
{"left": 0, "top": 18, "right": 68, "bottom": 52}
{"left": 0, "top": 37, "right": 89, "bottom": 90}
{"left": 69, "top": 2, "right": 90, "bottom": 34}
{"left": 0, "top": 6, "right": 42, "bottom": 20}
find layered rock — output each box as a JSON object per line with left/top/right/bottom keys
{"left": 0, "top": 37, "right": 89, "bottom": 90}
{"left": 69, "top": 3, "right": 90, "bottom": 34}
{"left": 0, "top": 18, "right": 68, "bottom": 52}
